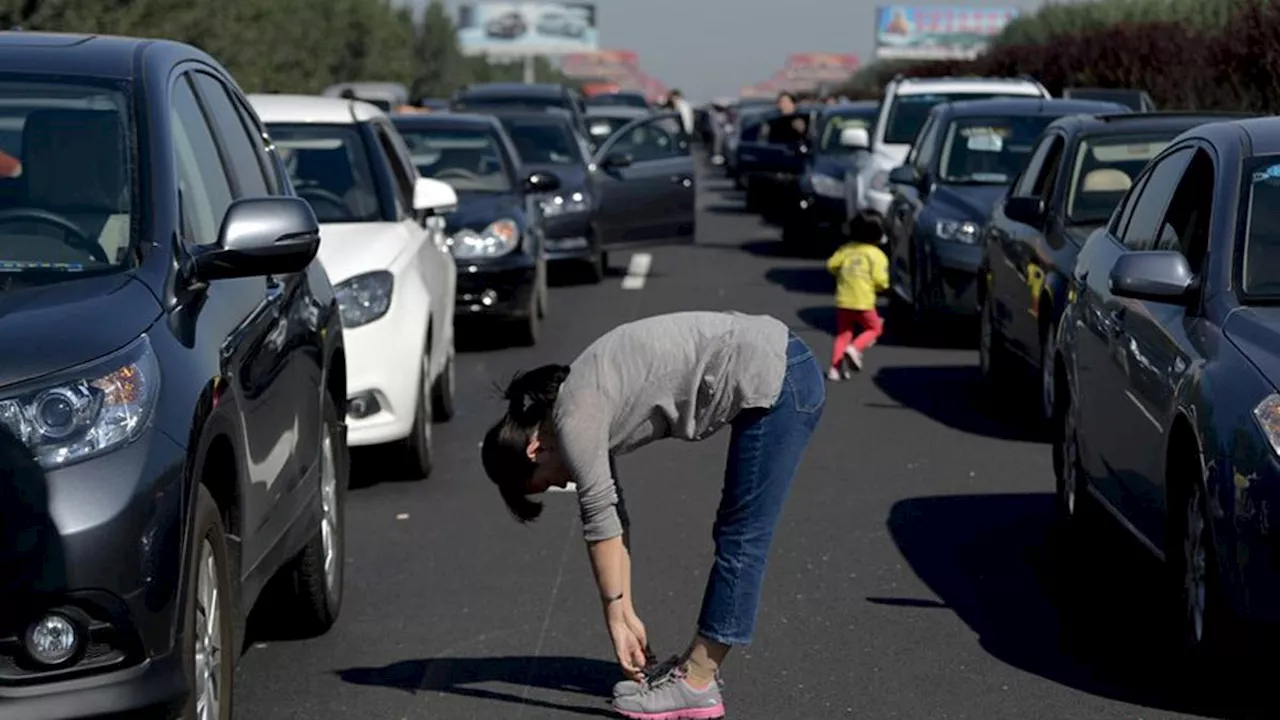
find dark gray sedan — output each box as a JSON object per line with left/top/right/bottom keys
{"left": 1054, "top": 115, "right": 1280, "bottom": 663}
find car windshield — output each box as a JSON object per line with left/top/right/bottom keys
{"left": 500, "top": 118, "right": 583, "bottom": 165}
{"left": 884, "top": 93, "right": 1034, "bottom": 144}
{"left": 267, "top": 123, "right": 381, "bottom": 224}
{"left": 586, "top": 93, "right": 648, "bottom": 109}
{"left": 0, "top": 77, "right": 134, "bottom": 277}
{"left": 1240, "top": 155, "right": 1280, "bottom": 299}
{"left": 396, "top": 127, "right": 512, "bottom": 192}
{"left": 1065, "top": 133, "right": 1174, "bottom": 225}
{"left": 938, "top": 115, "right": 1055, "bottom": 184}
{"left": 586, "top": 115, "right": 638, "bottom": 141}
{"left": 817, "top": 110, "right": 876, "bottom": 153}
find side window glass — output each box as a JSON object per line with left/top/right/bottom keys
{"left": 1013, "top": 135, "right": 1056, "bottom": 197}
{"left": 1031, "top": 137, "right": 1065, "bottom": 199}
{"left": 374, "top": 124, "right": 413, "bottom": 212}
{"left": 170, "top": 75, "right": 232, "bottom": 246}
{"left": 608, "top": 116, "right": 685, "bottom": 163}
{"left": 1110, "top": 171, "right": 1150, "bottom": 236}
{"left": 1119, "top": 148, "right": 1194, "bottom": 251}
{"left": 912, "top": 117, "right": 939, "bottom": 170}
{"left": 232, "top": 94, "right": 282, "bottom": 194}
{"left": 189, "top": 72, "right": 269, "bottom": 198}
{"left": 1156, "top": 149, "right": 1214, "bottom": 273}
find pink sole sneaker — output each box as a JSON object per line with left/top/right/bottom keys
{"left": 614, "top": 704, "right": 726, "bottom": 720}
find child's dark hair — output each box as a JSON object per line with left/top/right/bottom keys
{"left": 848, "top": 210, "right": 884, "bottom": 244}
{"left": 480, "top": 363, "right": 570, "bottom": 523}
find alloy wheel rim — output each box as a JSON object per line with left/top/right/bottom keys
{"left": 195, "top": 539, "right": 221, "bottom": 720}
{"left": 1185, "top": 485, "right": 1208, "bottom": 645}
{"left": 320, "top": 429, "right": 339, "bottom": 594}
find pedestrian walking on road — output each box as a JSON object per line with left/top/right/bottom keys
{"left": 825, "top": 210, "right": 890, "bottom": 380}
{"left": 481, "top": 310, "right": 825, "bottom": 720}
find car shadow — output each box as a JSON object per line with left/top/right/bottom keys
{"left": 872, "top": 364, "right": 1046, "bottom": 442}
{"left": 337, "top": 655, "right": 620, "bottom": 717}
{"left": 885, "top": 493, "right": 1266, "bottom": 719}
{"left": 701, "top": 202, "right": 754, "bottom": 215}
{"left": 794, "top": 305, "right": 976, "bottom": 352}
{"left": 764, "top": 267, "right": 833, "bottom": 295}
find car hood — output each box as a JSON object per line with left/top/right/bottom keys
{"left": 0, "top": 273, "right": 161, "bottom": 388}
{"left": 446, "top": 191, "right": 525, "bottom": 233}
{"left": 929, "top": 183, "right": 1009, "bottom": 222}
{"left": 316, "top": 222, "right": 410, "bottom": 285}
{"left": 1225, "top": 308, "right": 1280, "bottom": 391}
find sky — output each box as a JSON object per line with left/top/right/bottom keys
{"left": 403, "top": 0, "right": 1073, "bottom": 103}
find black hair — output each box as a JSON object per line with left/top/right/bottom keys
{"left": 480, "top": 363, "right": 570, "bottom": 523}
{"left": 848, "top": 209, "right": 884, "bottom": 245}
{"left": 777, "top": 91, "right": 795, "bottom": 103}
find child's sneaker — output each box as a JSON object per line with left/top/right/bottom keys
{"left": 827, "top": 366, "right": 842, "bottom": 382}
{"left": 845, "top": 345, "right": 864, "bottom": 371}
{"left": 611, "top": 666, "right": 725, "bottom": 719}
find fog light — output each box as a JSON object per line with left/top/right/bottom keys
{"left": 347, "top": 392, "right": 381, "bottom": 419}
{"left": 25, "top": 613, "right": 80, "bottom": 666}
{"left": 480, "top": 290, "right": 497, "bottom": 307}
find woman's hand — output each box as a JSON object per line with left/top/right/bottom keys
{"left": 607, "top": 606, "right": 647, "bottom": 681}
{"left": 623, "top": 607, "right": 648, "bottom": 656}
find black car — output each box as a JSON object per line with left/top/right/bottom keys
{"left": 585, "top": 105, "right": 652, "bottom": 145}
{"left": 584, "top": 91, "right": 650, "bottom": 110}
{"left": 450, "top": 83, "right": 591, "bottom": 146}
{"left": 979, "top": 111, "right": 1252, "bottom": 421}
{"left": 1053, "top": 115, "right": 1280, "bottom": 661}
{"left": 791, "top": 100, "right": 880, "bottom": 240}
{"left": 882, "top": 98, "right": 1128, "bottom": 326}
{"left": 588, "top": 111, "right": 697, "bottom": 248}
{"left": 484, "top": 10, "right": 527, "bottom": 39}
{"left": 391, "top": 112, "right": 555, "bottom": 344}
{"left": 493, "top": 111, "right": 606, "bottom": 281}
{"left": 0, "top": 32, "right": 347, "bottom": 719}
{"left": 736, "top": 102, "right": 824, "bottom": 215}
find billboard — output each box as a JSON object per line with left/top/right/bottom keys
{"left": 874, "top": 5, "right": 1018, "bottom": 61}
{"left": 456, "top": 2, "right": 598, "bottom": 56}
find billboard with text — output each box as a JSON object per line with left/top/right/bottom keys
{"left": 875, "top": 5, "right": 1018, "bottom": 60}
{"left": 457, "top": 2, "right": 598, "bottom": 56}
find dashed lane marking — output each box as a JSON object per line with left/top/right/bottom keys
{"left": 621, "top": 252, "right": 651, "bottom": 290}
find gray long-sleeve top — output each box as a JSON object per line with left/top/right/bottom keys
{"left": 552, "top": 311, "right": 790, "bottom": 542}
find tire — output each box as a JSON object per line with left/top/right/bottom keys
{"left": 400, "top": 349, "right": 434, "bottom": 479}
{"left": 431, "top": 345, "right": 456, "bottom": 422}
{"left": 276, "top": 395, "right": 347, "bottom": 636}
{"left": 979, "top": 293, "right": 1013, "bottom": 389}
{"left": 585, "top": 252, "right": 604, "bottom": 284}
{"left": 1053, "top": 374, "right": 1087, "bottom": 528}
{"left": 1170, "top": 463, "right": 1236, "bottom": 666}
{"left": 181, "top": 485, "right": 234, "bottom": 720}
{"left": 1038, "top": 321, "right": 1058, "bottom": 424}
{"left": 516, "top": 292, "right": 541, "bottom": 347}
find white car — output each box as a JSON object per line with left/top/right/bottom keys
{"left": 537, "top": 10, "right": 588, "bottom": 38}
{"left": 249, "top": 94, "right": 459, "bottom": 479}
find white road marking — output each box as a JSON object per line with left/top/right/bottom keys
{"left": 546, "top": 482, "right": 577, "bottom": 493}
{"left": 621, "top": 252, "right": 652, "bottom": 290}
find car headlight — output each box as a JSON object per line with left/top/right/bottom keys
{"left": 0, "top": 335, "right": 160, "bottom": 470}
{"left": 1254, "top": 395, "right": 1280, "bottom": 455}
{"left": 335, "top": 271, "right": 394, "bottom": 329}
{"left": 809, "top": 173, "right": 844, "bottom": 198}
{"left": 541, "top": 192, "right": 591, "bottom": 216}
{"left": 936, "top": 219, "right": 980, "bottom": 244}
{"left": 869, "top": 170, "right": 891, "bottom": 193}
{"left": 448, "top": 218, "right": 520, "bottom": 259}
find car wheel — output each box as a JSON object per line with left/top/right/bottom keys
{"left": 586, "top": 252, "right": 605, "bottom": 284}
{"left": 182, "top": 485, "right": 234, "bottom": 720}
{"left": 910, "top": 256, "right": 932, "bottom": 329}
{"left": 1053, "top": 379, "right": 1086, "bottom": 526}
{"left": 978, "top": 294, "right": 1009, "bottom": 386}
{"left": 1171, "top": 465, "right": 1237, "bottom": 665}
{"left": 401, "top": 350, "right": 434, "bottom": 479}
{"left": 516, "top": 293, "right": 541, "bottom": 347}
{"left": 431, "top": 345, "right": 456, "bottom": 422}
{"left": 277, "top": 395, "right": 346, "bottom": 635}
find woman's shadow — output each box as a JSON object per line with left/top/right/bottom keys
{"left": 337, "top": 655, "right": 621, "bottom": 717}
{"left": 0, "top": 425, "right": 67, "bottom": 632}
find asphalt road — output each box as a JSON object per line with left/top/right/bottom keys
{"left": 232, "top": 159, "right": 1260, "bottom": 720}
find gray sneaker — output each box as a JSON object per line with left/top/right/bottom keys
{"left": 611, "top": 667, "right": 725, "bottom": 719}
{"left": 613, "top": 653, "right": 680, "bottom": 697}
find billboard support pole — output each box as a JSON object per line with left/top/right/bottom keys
{"left": 523, "top": 54, "right": 535, "bottom": 84}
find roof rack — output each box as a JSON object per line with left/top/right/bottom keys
{"left": 1096, "top": 110, "right": 1257, "bottom": 122}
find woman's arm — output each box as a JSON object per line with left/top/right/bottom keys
{"left": 589, "top": 535, "right": 647, "bottom": 678}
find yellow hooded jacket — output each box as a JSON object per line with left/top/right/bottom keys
{"left": 827, "top": 241, "right": 889, "bottom": 311}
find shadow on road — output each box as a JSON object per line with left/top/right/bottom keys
{"left": 764, "top": 267, "right": 833, "bottom": 295}
{"left": 702, "top": 201, "right": 753, "bottom": 215}
{"left": 872, "top": 364, "right": 1046, "bottom": 442}
{"left": 337, "top": 656, "right": 619, "bottom": 717}
{"left": 793, "top": 306, "right": 976, "bottom": 353}
{"left": 885, "top": 493, "right": 1264, "bottom": 719}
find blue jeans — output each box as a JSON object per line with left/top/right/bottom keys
{"left": 696, "top": 332, "right": 825, "bottom": 646}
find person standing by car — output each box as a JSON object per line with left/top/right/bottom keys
{"left": 825, "top": 210, "right": 889, "bottom": 378}
{"left": 668, "top": 88, "right": 695, "bottom": 136}
{"left": 480, "top": 310, "right": 825, "bottom": 719}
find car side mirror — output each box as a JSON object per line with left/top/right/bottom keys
{"left": 888, "top": 165, "right": 921, "bottom": 187}
{"left": 600, "top": 151, "right": 633, "bottom": 169}
{"left": 840, "top": 126, "right": 870, "bottom": 149}
{"left": 524, "top": 171, "right": 561, "bottom": 193}
{"left": 192, "top": 196, "right": 320, "bottom": 281}
{"left": 1109, "top": 250, "right": 1195, "bottom": 303}
{"left": 413, "top": 177, "right": 458, "bottom": 215}
{"left": 1005, "top": 195, "right": 1046, "bottom": 227}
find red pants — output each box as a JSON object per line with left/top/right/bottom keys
{"left": 830, "top": 308, "right": 883, "bottom": 367}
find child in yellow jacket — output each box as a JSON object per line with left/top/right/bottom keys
{"left": 825, "top": 210, "right": 890, "bottom": 379}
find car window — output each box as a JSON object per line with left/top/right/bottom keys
{"left": 883, "top": 92, "right": 1038, "bottom": 144}
{"left": 397, "top": 127, "right": 513, "bottom": 193}
{"left": 1242, "top": 154, "right": 1280, "bottom": 297}
{"left": 1155, "top": 149, "right": 1213, "bottom": 274}
{"left": 499, "top": 118, "right": 583, "bottom": 165}
{"left": 585, "top": 93, "right": 649, "bottom": 109}
{"left": 172, "top": 76, "right": 233, "bottom": 247}
{"left": 587, "top": 115, "right": 638, "bottom": 143}
{"left": 231, "top": 94, "right": 283, "bottom": 194}
{"left": 1067, "top": 133, "right": 1175, "bottom": 225}
{"left": 1030, "top": 136, "right": 1065, "bottom": 199}
{"left": 266, "top": 123, "right": 382, "bottom": 224}
{"left": 1013, "top": 134, "right": 1057, "bottom": 197}
{"left": 1117, "top": 147, "right": 1193, "bottom": 251}
{"left": 937, "top": 115, "right": 1057, "bottom": 185}
{"left": 905, "top": 115, "right": 935, "bottom": 169}
{"left": 0, "top": 76, "right": 135, "bottom": 268}
{"left": 606, "top": 116, "right": 686, "bottom": 162}
{"left": 189, "top": 73, "right": 270, "bottom": 198}
{"left": 817, "top": 111, "right": 875, "bottom": 153}
{"left": 372, "top": 123, "right": 413, "bottom": 214}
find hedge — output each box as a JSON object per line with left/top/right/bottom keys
{"left": 840, "top": 0, "right": 1280, "bottom": 113}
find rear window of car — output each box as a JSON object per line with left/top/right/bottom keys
{"left": 397, "top": 127, "right": 513, "bottom": 193}
{"left": 884, "top": 92, "right": 1039, "bottom": 144}
{"left": 1064, "top": 132, "right": 1175, "bottom": 225}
